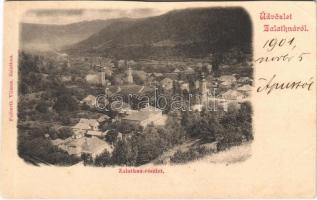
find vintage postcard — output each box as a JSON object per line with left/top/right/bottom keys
{"left": 0, "top": 1, "right": 316, "bottom": 198}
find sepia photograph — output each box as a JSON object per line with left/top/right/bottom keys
{"left": 1, "top": 1, "right": 316, "bottom": 198}
{"left": 18, "top": 7, "right": 253, "bottom": 167}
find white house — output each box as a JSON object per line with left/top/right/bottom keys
{"left": 56, "top": 136, "right": 113, "bottom": 158}
{"left": 72, "top": 118, "right": 100, "bottom": 138}
{"left": 219, "top": 75, "right": 237, "bottom": 83}
{"left": 160, "top": 78, "right": 174, "bottom": 90}
{"left": 80, "top": 95, "right": 97, "bottom": 108}
{"left": 85, "top": 74, "right": 101, "bottom": 85}
{"left": 220, "top": 90, "right": 247, "bottom": 101}
{"left": 122, "top": 106, "right": 166, "bottom": 127}
{"left": 237, "top": 85, "right": 252, "bottom": 97}
{"left": 237, "top": 84, "right": 252, "bottom": 92}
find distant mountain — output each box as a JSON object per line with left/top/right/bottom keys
{"left": 66, "top": 8, "right": 252, "bottom": 59}
{"left": 20, "top": 19, "right": 130, "bottom": 52}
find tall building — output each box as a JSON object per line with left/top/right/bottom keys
{"left": 200, "top": 73, "right": 208, "bottom": 104}
{"left": 127, "top": 66, "right": 133, "bottom": 84}
{"left": 66, "top": 57, "right": 71, "bottom": 68}
{"left": 100, "top": 70, "right": 106, "bottom": 86}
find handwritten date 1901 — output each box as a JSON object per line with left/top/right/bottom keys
{"left": 263, "top": 37, "right": 295, "bottom": 52}
{"left": 255, "top": 37, "right": 310, "bottom": 63}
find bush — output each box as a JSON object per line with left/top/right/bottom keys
{"left": 81, "top": 153, "right": 93, "bottom": 166}
{"left": 111, "top": 140, "right": 138, "bottom": 166}
{"left": 35, "top": 102, "right": 49, "bottom": 113}
{"left": 48, "top": 128, "right": 58, "bottom": 140}
{"left": 18, "top": 136, "right": 80, "bottom": 165}
{"left": 94, "top": 150, "right": 112, "bottom": 167}
{"left": 60, "top": 116, "right": 72, "bottom": 126}
{"left": 170, "top": 150, "right": 198, "bottom": 164}
{"left": 170, "top": 146, "right": 210, "bottom": 164}
{"left": 57, "top": 127, "right": 73, "bottom": 139}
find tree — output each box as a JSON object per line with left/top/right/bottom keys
{"left": 111, "top": 139, "right": 138, "bottom": 166}
{"left": 35, "top": 101, "right": 49, "bottom": 113}
{"left": 53, "top": 94, "right": 78, "bottom": 113}
{"left": 58, "top": 127, "right": 73, "bottom": 139}
{"left": 211, "top": 52, "right": 222, "bottom": 76}
{"left": 18, "top": 136, "right": 80, "bottom": 165}
{"left": 111, "top": 121, "right": 142, "bottom": 134}
{"left": 81, "top": 153, "right": 93, "bottom": 165}
{"left": 94, "top": 150, "right": 112, "bottom": 166}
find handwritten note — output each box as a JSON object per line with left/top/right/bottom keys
{"left": 255, "top": 12, "right": 313, "bottom": 95}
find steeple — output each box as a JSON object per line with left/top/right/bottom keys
{"left": 127, "top": 65, "right": 133, "bottom": 84}
{"left": 200, "top": 72, "right": 208, "bottom": 104}
{"left": 66, "top": 56, "right": 71, "bottom": 68}
{"left": 101, "top": 67, "right": 106, "bottom": 86}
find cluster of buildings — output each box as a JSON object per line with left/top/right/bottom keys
{"left": 50, "top": 58, "right": 252, "bottom": 159}
{"left": 51, "top": 114, "right": 113, "bottom": 159}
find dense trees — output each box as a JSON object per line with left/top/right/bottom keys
{"left": 53, "top": 94, "right": 78, "bottom": 113}
{"left": 181, "top": 102, "right": 253, "bottom": 149}
{"left": 18, "top": 134, "right": 79, "bottom": 165}
{"left": 77, "top": 102, "right": 253, "bottom": 166}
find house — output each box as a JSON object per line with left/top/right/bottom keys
{"left": 72, "top": 118, "right": 100, "bottom": 138}
{"left": 57, "top": 136, "right": 113, "bottom": 158}
{"left": 106, "top": 85, "right": 154, "bottom": 96}
{"left": 97, "top": 114, "right": 111, "bottom": 123}
{"left": 60, "top": 75, "right": 72, "bottom": 82}
{"left": 133, "top": 70, "right": 147, "bottom": 82}
{"left": 219, "top": 81, "right": 233, "bottom": 88}
{"left": 238, "top": 77, "right": 252, "bottom": 84}
{"left": 237, "top": 85, "right": 252, "bottom": 93}
{"left": 179, "top": 82, "right": 190, "bottom": 91}
{"left": 237, "top": 85, "right": 252, "bottom": 97}
{"left": 165, "top": 73, "right": 178, "bottom": 80}
{"left": 160, "top": 78, "right": 174, "bottom": 90}
{"left": 184, "top": 67, "right": 195, "bottom": 74}
{"left": 110, "top": 101, "right": 133, "bottom": 114}
{"left": 104, "top": 67, "right": 113, "bottom": 77}
{"left": 148, "top": 72, "right": 163, "bottom": 82}
{"left": 80, "top": 95, "right": 97, "bottom": 108}
{"left": 220, "top": 90, "right": 246, "bottom": 101}
{"left": 194, "top": 80, "right": 200, "bottom": 89}
{"left": 153, "top": 72, "right": 163, "bottom": 77}
{"left": 218, "top": 75, "right": 237, "bottom": 83}
{"left": 86, "top": 130, "right": 106, "bottom": 138}
{"left": 220, "top": 65, "right": 231, "bottom": 69}
{"left": 206, "top": 64, "right": 213, "bottom": 73}
{"left": 51, "top": 138, "right": 67, "bottom": 146}
{"left": 122, "top": 106, "right": 166, "bottom": 127}
{"left": 201, "top": 141, "right": 218, "bottom": 152}
{"left": 192, "top": 104, "right": 203, "bottom": 112}
{"left": 85, "top": 74, "right": 101, "bottom": 85}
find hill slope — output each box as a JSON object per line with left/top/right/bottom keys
{"left": 20, "top": 19, "right": 129, "bottom": 52}
{"left": 67, "top": 8, "right": 252, "bottom": 59}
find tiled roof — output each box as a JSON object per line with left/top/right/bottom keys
{"left": 122, "top": 107, "right": 161, "bottom": 122}
{"left": 237, "top": 85, "right": 252, "bottom": 91}
{"left": 82, "top": 95, "right": 96, "bottom": 102}
{"left": 58, "top": 137, "right": 113, "bottom": 156}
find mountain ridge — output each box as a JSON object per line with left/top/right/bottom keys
{"left": 20, "top": 18, "right": 132, "bottom": 52}
{"left": 66, "top": 7, "right": 252, "bottom": 59}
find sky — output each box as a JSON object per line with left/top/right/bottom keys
{"left": 22, "top": 8, "right": 169, "bottom": 24}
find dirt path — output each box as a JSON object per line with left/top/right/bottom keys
{"left": 144, "top": 141, "right": 251, "bottom": 166}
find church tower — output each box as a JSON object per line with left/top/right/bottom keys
{"left": 200, "top": 73, "right": 208, "bottom": 104}
{"left": 127, "top": 65, "right": 133, "bottom": 84}
{"left": 101, "top": 68, "right": 106, "bottom": 86}
{"left": 66, "top": 56, "right": 71, "bottom": 68}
